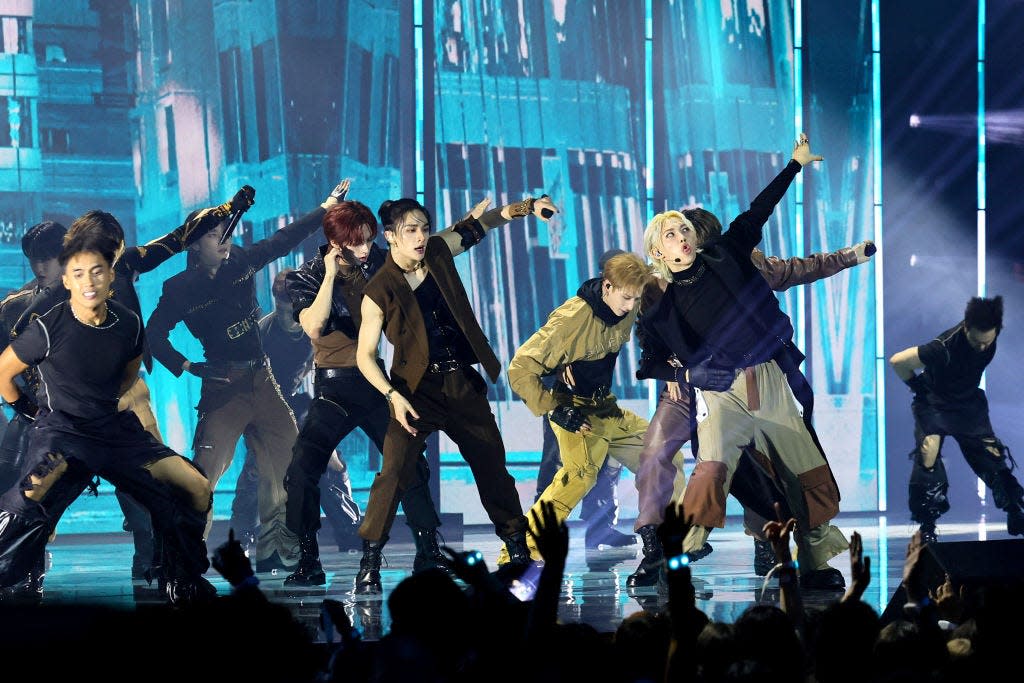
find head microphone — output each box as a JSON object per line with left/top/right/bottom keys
{"left": 674, "top": 257, "right": 683, "bottom": 263}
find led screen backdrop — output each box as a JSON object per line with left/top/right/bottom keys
{"left": 0, "top": 0, "right": 885, "bottom": 532}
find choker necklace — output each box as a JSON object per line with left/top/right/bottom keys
{"left": 672, "top": 261, "right": 707, "bottom": 286}
{"left": 71, "top": 302, "right": 110, "bottom": 327}
{"left": 397, "top": 260, "right": 426, "bottom": 274}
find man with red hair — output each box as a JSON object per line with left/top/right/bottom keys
{"left": 282, "top": 199, "right": 444, "bottom": 587}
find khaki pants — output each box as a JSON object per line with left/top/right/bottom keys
{"left": 192, "top": 366, "right": 299, "bottom": 565}
{"left": 683, "top": 360, "right": 848, "bottom": 570}
{"left": 501, "top": 400, "right": 684, "bottom": 563}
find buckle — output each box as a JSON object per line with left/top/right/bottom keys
{"left": 226, "top": 318, "right": 252, "bottom": 340}
{"left": 428, "top": 359, "right": 462, "bottom": 374}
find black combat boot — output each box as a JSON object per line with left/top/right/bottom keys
{"left": 499, "top": 529, "right": 531, "bottom": 568}
{"left": 411, "top": 527, "right": 456, "bottom": 579}
{"left": 626, "top": 524, "right": 664, "bottom": 588}
{"left": 354, "top": 537, "right": 387, "bottom": 594}
{"left": 284, "top": 533, "right": 327, "bottom": 586}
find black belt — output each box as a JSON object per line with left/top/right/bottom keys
{"left": 427, "top": 359, "right": 464, "bottom": 374}
{"left": 554, "top": 380, "right": 610, "bottom": 401}
{"left": 217, "top": 357, "right": 267, "bottom": 371}
{"left": 315, "top": 366, "right": 362, "bottom": 381}
{"left": 226, "top": 316, "right": 257, "bottom": 340}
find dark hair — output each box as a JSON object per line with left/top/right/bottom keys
{"left": 272, "top": 269, "right": 293, "bottom": 301}
{"left": 965, "top": 296, "right": 1003, "bottom": 333}
{"left": 378, "top": 198, "right": 431, "bottom": 232}
{"left": 58, "top": 230, "right": 120, "bottom": 268}
{"left": 681, "top": 207, "right": 723, "bottom": 245}
{"left": 598, "top": 248, "right": 626, "bottom": 272}
{"left": 66, "top": 210, "right": 126, "bottom": 247}
{"left": 22, "top": 221, "right": 68, "bottom": 260}
{"left": 323, "top": 201, "right": 377, "bottom": 247}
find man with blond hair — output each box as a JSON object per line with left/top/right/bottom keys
{"left": 500, "top": 252, "right": 686, "bottom": 562}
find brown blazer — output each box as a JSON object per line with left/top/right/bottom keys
{"left": 363, "top": 231, "right": 501, "bottom": 394}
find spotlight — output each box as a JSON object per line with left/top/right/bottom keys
{"left": 909, "top": 114, "right": 921, "bottom": 128}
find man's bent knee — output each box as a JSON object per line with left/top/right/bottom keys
{"left": 148, "top": 456, "right": 213, "bottom": 513}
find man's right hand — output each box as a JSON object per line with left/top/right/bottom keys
{"left": 389, "top": 391, "right": 420, "bottom": 436}
{"left": 185, "top": 361, "right": 230, "bottom": 384}
{"left": 549, "top": 405, "right": 590, "bottom": 434}
{"left": 324, "top": 245, "right": 342, "bottom": 280}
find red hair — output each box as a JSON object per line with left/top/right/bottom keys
{"left": 323, "top": 201, "right": 377, "bottom": 247}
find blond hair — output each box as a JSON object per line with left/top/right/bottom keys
{"left": 643, "top": 211, "right": 695, "bottom": 280}
{"left": 602, "top": 252, "right": 651, "bottom": 294}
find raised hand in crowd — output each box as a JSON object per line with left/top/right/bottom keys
{"left": 842, "top": 530, "right": 871, "bottom": 604}
{"left": 211, "top": 528, "right": 257, "bottom": 593}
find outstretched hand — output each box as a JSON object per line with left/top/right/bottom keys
{"left": 853, "top": 240, "right": 877, "bottom": 264}
{"left": 528, "top": 500, "right": 568, "bottom": 565}
{"left": 903, "top": 529, "right": 929, "bottom": 603}
{"left": 842, "top": 530, "right": 871, "bottom": 603}
{"left": 791, "top": 132, "right": 824, "bottom": 166}
{"left": 658, "top": 502, "right": 694, "bottom": 559}
{"left": 322, "top": 178, "right": 352, "bottom": 208}
{"left": 212, "top": 528, "right": 255, "bottom": 587}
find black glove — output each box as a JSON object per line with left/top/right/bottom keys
{"left": 211, "top": 528, "right": 255, "bottom": 587}
{"left": 9, "top": 393, "right": 39, "bottom": 421}
{"left": 549, "top": 405, "right": 589, "bottom": 433}
{"left": 904, "top": 373, "right": 929, "bottom": 396}
{"left": 685, "top": 360, "right": 734, "bottom": 392}
{"left": 187, "top": 362, "right": 230, "bottom": 384}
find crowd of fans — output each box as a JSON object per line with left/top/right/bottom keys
{"left": 1, "top": 503, "right": 1021, "bottom": 682}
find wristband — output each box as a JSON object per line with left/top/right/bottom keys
{"left": 507, "top": 197, "right": 536, "bottom": 218}
{"left": 667, "top": 553, "right": 689, "bottom": 571}
{"left": 385, "top": 388, "right": 396, "bottom": 403}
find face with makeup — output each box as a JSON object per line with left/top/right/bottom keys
{"left": 385, "top": 210, "right": 431, "bottom": 265}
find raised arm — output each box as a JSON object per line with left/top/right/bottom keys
{"left": 723, "top": 135, "right": 821, "bottom": 254}
{"left": 432, "top": 195, "right": 558, "bottom": 259}
{"left": 121, "top": 203, "right": 232, "bottom": 275}
{"left": 244, "top": 180, "right": 350, "bottom": 270}
{"left": 753, "top": 240, "right": 874, "bottom": 291}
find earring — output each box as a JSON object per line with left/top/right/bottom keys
{"left": 654, "top": 250, "right": 662, "bottom": 257}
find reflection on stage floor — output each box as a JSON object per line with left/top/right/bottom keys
{"left": 31, "top": 511, "right": 1023, "bottom": 638}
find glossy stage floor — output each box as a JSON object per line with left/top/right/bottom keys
{"left": 35, "top": 511, "right": 1023, "bottom": 638}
